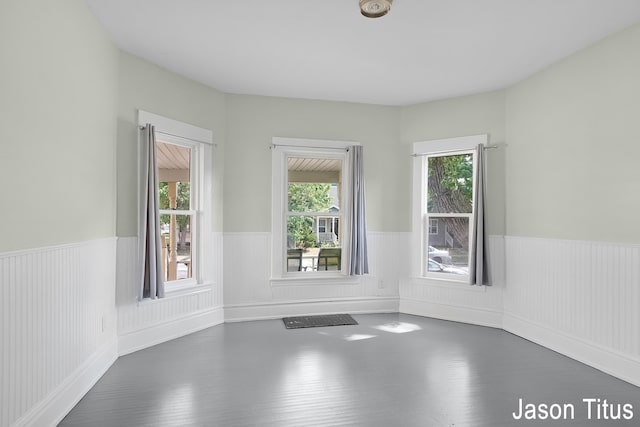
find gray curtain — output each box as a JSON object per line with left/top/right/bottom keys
{"left": 140, "top": 124, "right": 165, "bottom": 299}
{"left": 469, "top": 143, "right": 490, "bottom": 286}
{"left": 348, "top": 145, "right": 369, "bottom": 275}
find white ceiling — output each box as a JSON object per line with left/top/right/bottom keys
{"left": 86, "top": 0, "right": 640, "bottom": 106}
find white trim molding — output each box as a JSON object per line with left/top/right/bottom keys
{"left": 400, "top": 298, "right": 503, "bottom": 329}
{"left": 13, "top": 340, "right": 118, "bottom": 427}
{"left": 118, "top": 306, "right": 224, "bottom": 356}
{"left": 0, "top": 237, "right": 118, "bottom": 427}
{"left": 399, "top": 235, "right": 505, "bottom": 328}
{"left": 503, "top": 235, "right": 640, "bottom": 386}
{"left": 116, "top": 234, "right": 224, "bottom": 355}
{"left": 271, "top": 137, "right": 355, "bottom": 279}
{"left": 224, "top": 297, "right": 399, "bottom": 323}
{"left": 504, "top": 312, "right": 640, "bottom": 387}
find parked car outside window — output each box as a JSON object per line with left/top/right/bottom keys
{"left": 428, "top": 246, "right": 452, "bottom": 264}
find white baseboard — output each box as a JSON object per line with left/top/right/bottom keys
{"left": 503, "top": 312, "right": 640, "bottom": 387}
{"left": 118, "top": 306, "right": 224, "bottom": 356}
{"left": 13, "top": 339, "right": 118, "bottom": 427}
{"left": 399, "top": 298, "right": 503, "bottom": 329}
{"left": 224, "top": 297, "right": 399, "bottom": 323}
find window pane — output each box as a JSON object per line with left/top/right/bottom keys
{"left": 156, "top": 141, "right": 194, "bottom": 284}
{"left": 285, "top": 155, "right": 342, "bottom": 273}
{"left": 425, "top": 216, "right": 469, "bottom": 276}
{"left": 287, "top": 157, "right": 341, "bottom": 213}
{"left": 288, "top": 183, "right": 335, "bottom": 212}
{"left": 427, "top": 154, "right": 473, "bottom": 214}
{"left": 159, "top": 182, "right": 190, "bottom": 210}
{"left": 157, "top": 142, "right": 191, "bottom": 210}
{"left": 287, "top": 215, "right": 341, "bottom": 272}
{"left": 160, "top": 213, "right": 193, "bottom": 281}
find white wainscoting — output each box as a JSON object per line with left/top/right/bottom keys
{"left": 116, "top": 234, "right": 224, "bottom": 356}
{"left": 399, "top": 235, "right": 505, "bottom": 328}
{"left": 503, "top": 236, "right": 640, "bottom": 386}
{"left": 0, "top": 238, "right": 118, "bottom": 427}
{"left": 223, "top": 232, "right": 407, "bottom": 321}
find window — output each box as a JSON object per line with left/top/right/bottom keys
{"left": 157, "top": 141, "right": 196, "bottom": 286}
{"left": 413, "top": 135, "right": 486, "bottom": 281}
{"left": 287, "top": 156, "right": 343, "bottom": 272}
{"left": 272, "top": 138, "right": 352, "bottom": 277}
{"left": 428, "top": 218, "right": 439, "bottom": 235}
{"left": 139, "top": 110, "right": 213, "bottom": 293}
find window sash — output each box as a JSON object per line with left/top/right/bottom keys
{"left": 421, "top": 151, "right": 476, "bottom": 280}
{"left": 412, "top": 134, "right": 487, "bottom": 282}
{"left": 158, "top": 142, "right": 199, "bottom": 288}
{"left": 271, "top": 140, "right": 352, "bottom": 278}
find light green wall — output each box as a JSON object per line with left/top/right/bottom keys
{"left": 4, "top": 3, "right": 636, "bottom": 246}
{"left": 505, "top": 23, "right": 640, "bottom": 242}
{"left": 400, "top": 91, "right": 507, "bottom": 236}
{"left": 224, "top": 95, "right": 402, "bottom": 232}
{"left": 116, "top": 52, "right": 227, "bottom": 236}
{"left": 0, "top": 0, "right": 118, "bottom": 252}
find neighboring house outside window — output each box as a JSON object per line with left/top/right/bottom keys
{"left": 271, "top": 138, "right": 352, "bottom": 277}
{"left": 412, "top": 135, "right": 486, "bottom": 281}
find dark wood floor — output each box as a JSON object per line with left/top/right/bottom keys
{"left": 60, "top": 313, "right": 640, "bottom": 426}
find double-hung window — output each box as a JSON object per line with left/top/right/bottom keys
{"left": 157, "top": 140, "right": 198, "bottom": 288}
{"left": 413, "top": 135, "right": 486, "bottom": 281}
{"left": 272, "top": 138, "right": 352, "bottom": 278}
{"left": 139, "top": 110, "right": 213, "bottom": 293}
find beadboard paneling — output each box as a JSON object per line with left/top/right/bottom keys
{"left": 115, "top": 234, "right": 224, "bottom": 354}
{"left": 503, "top": 236, "right": 640, "bottom": 384}
{"left": 223, "top": 232, "right": 409, "bottom": 319}
{"left": 0, "top": 238, "right": 118, "bottom": 427}
{"left": 399, "top": 235, "right": 505, "bottom": 328}
{"left": 223, "top": 232, "right": 272, "bottom": 305}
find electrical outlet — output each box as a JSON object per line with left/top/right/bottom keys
{"left": 378, "top": 279, "right": 384, "bottom": 289}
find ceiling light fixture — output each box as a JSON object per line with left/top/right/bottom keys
{"left": 360, "top": 0, "right": 392, "bottom": 18}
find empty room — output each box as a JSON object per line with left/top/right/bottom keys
{"left": 2, "top": 0, "right": 640, "bottom": 426}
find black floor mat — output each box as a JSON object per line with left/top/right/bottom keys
{"left": 283, "top": 314, "right": 358, "bottom": 329}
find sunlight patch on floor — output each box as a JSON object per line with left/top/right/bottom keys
{"left": 372, "top": 322, "right": 422, "bottom": 334}
{"left": 343, "top": 334, "right": 377, "bottom": 341}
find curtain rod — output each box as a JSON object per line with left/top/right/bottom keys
{"left": 139, "top": 125, "right": 216, "bottom": 147}
{"left": 270, "top": 144, "right": 350, "bottom": 151}
{"left": 411, "top": 145, "right": 499, "bottom": 158}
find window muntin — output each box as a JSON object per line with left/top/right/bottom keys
{"left": 286, "top": 156, "right": 343, "bottom": 273}
{"left": 422, "top": 150, "right": 476, "bottom": 279}
{"left": 157, "top": 141, "right": 197, "bottom": 288}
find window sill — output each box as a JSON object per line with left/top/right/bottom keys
{"left": 410, "top": 276, "right": 487, "bottom": 292}
{"left": 138, "top": 282, "right": 213, "bottom": 305}
{"left": 271, "top": 274, "right": 361, "bottom": 287}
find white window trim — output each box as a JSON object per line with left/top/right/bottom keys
{"left": 411, "top": 134, "right": 487, "bottom": 283}
{"left": 271, "top": 137, "right": 354, "bottom": 280}
{"left": 138, "top": 110, "right": 214, "bottom": 294}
